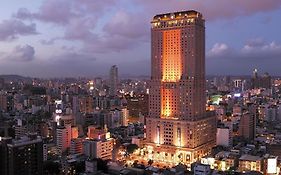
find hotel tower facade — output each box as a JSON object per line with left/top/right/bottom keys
{"left": 145, "top": 10, "right": 216, "bottom": 166}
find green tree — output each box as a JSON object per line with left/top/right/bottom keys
{"left": 43, "top": 161, "right": 60, "bottom": 175}
{"left": 126, "top": 144, "right": 139, "bottom": 154}
{"left": 148, "top": 159, "right": 154, "bottom": 166}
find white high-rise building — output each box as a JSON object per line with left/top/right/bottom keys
{"left": 83, "top": 138, "right": 114, "bottom": 160}
{"left": 216, "top": 127, "right": 232, "bottom": 147}
{"left": 56, "top": 124, "right": 72, "bottom": 155}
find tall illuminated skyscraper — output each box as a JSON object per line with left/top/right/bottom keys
{"left": 145, "top": 10, "right": 216, "bottom": 166}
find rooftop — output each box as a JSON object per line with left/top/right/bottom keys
{"left": 239, "top": 154, "right": 262, "bottom": 161}
{"left": 152, "top": 10, "right": 203, "bottom": 21}
{"left": 7, "top": 135, "right": 42, "bottom": 147}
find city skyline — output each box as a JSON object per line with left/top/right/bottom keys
{"left": 1, "top": 5, "right": 281, "bottom": 174}
{"left": 0, "top": 0, "right": 281, "bottom": 77}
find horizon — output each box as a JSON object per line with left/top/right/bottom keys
{"left": 1, "top": 72, "right": 280, "bottom": 80}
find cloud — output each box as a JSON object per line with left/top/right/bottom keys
{"left": 37, "top": 51, "right": 100, "bottom": 77}
{"left": 14, "top": 0, "right": 281, "bottom": 54}
{"left": 14, "top": 1, "right": 76, "bottom": 25}
{"left": 16, "top": 0, "right": 281, "bottom": 27}
{"left": 40, "top": 37, "right": 60, "bottom": 45}
{"left": 207, "top": 43, "right": 230, "bottom": 57}
{"left": 242, "top": 39, "right": 281, "bottom": 53}
{"left": 82, "top": 34, "right": 141, "bottom": 53}
{"left": 208, "top": 39, "right": 281, "bottom": 59}
{"left": 135, "top": 0, "right": 281, "bottom": 21}
{"left": 206, "top": 40, "right": 281, "bottom": 75}
{"left": 6, "top": 0, "right": 281, "bottom": 76}
{"left": 64, "top": 17, "right": 97, "bottom": 41}
{"left": 0, "top": 19, "right": 37, "bottom": 41}
{"left": 34, "top": 0, "right": 281, "bottom": 22}
{"left": 14, "top": 0, "right": 115, "bottom": 25}
{"left": 103, "top": 11, "right": 148, "bottom": 39}
{"left": 0, "top": 50, "right": 100, "bottom": 77}
{"left": 241, "top": 40, "right": 281, "bottom": 60}
{"left": 1, "top": 45, "right": 35, "bottom": 62}
{"left": 50, "top": 52, "right": 96, "bottom": 62}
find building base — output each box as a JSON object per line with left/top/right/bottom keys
{"left": 135, "top": 140, "right": 215, "bottom": 168}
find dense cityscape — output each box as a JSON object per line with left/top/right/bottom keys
{"left": 1, "top": 1, "right": 281, "bottom": 175}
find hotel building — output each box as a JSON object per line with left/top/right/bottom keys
{"left": 145, "top": 10, "right": 216, "bottom": 166}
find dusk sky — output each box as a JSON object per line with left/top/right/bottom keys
{"left": 0, "top": 0, "right": 281, "bottom": 78}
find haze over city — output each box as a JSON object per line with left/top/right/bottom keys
{"left": 0, "top": 0, "right": 281, "bottom": 77}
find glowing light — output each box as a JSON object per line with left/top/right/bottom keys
{"left": 156, "top": 124, "right": 160, "bottom": 145}
{"left": 177, "top": 128, "right": 181, "bottom": 147}
{"left": 234, "top": 93, "right": 241, "bottom": 97}
{"left": 162, "top": 89, "right": 171, "bottom": 117}
{"left": 162, "top": 29, "right": 182, "bottom": 82}
{"left": 106, "top": 132, "right": 111, "bottom": 139}
{"left": 221, "top": 161, "right": 226, "bottom": 171}
{"left": 268, "top": 158, "right": 277, "bottom": 174}
{"left": 55, "top": 115, "right": 61, "bottom": 125}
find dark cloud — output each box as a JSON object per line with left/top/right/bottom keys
{"left": 14, "top": 0, "right": 115, "bottom": 25}
{"left": 206, "top": 40, "right": 281, "bottom": 75}
{"left": 208, "top": 40, "right": 281, "bottom": 60}
{"left": 245, "top": 38, "right": 266, "bottom": 48}
{"left": 241, "top": 40, "right": 281, "bottom": 60}
{"left": 0, "top": 19, "right": 37, "bottom": 41}
{"left": 5, "top": 0, "right": 281, "bottom": 77}
{"left": 135, "top": 0, "right": 281, "bottom": 21}
{"left": 1, "top": 45, "right": 35, "bottom": 62}
{"left": 14, "top": 1, "right": 76, "bottom": 24}
{"left": 15, "top": 0, "right": 281, "bottom": 54}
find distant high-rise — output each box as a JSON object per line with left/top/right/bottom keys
{"left": 251, "top": 69, "right": 271, "bottom": 89}
{"left": 109, "top": 65, "right": 118, "bottom": 96}
{"left": 79, "top": 96, "right": 94, "bottom": 114}
{"left": 0, "top": 78, "right": 4, "bottom": 89}
{"left": 56, "top": 124, "right": 72, "bottom": 155}
{"left": 0, "top": 93, "right": 7, "bottom": 112}
{"left": 145, "top": 10, "right": 216, "bottom": 166}
{"left": 239, "top": 112, "right": 256, "bottom": 140}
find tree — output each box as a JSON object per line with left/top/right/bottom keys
{"left": 126, "top": 144, "right": 139, "bottom": 154}
{"left": 95, "top": 158, "right": 108, "bottom": 172}
{"left": 74, "top": 161, "right": 85, "bottom": 173}
{"left": 148, "top": 159, "right": 154, "bottom": 166}
{"left": 43, "top": 161, "right": 60, "bottom": 175}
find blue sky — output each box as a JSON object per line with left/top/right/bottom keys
{"left": 0, "top": 0, "right": 281, "bottom": 77}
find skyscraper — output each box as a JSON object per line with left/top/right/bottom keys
{"left": 251, "top": 69, "right": 271, "bottom": 89}
{"left": 109, "top": 65, "right": 118, "bottom": 96}
{"left": 145, "top": 10, "right": 216, "bottom": 166}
